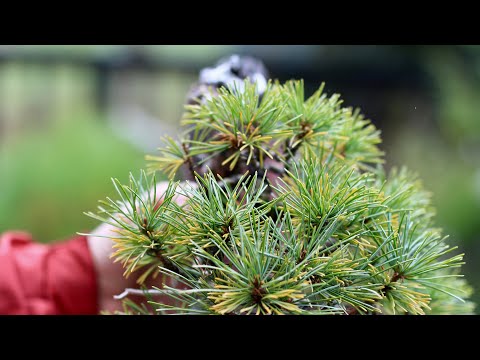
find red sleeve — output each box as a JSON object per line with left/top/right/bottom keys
{"left": 0, "top": 231, "right": 98, "bottom": 315}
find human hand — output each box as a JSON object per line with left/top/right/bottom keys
{"left": 86, "top": 181, "right": 189, "bottom": 313}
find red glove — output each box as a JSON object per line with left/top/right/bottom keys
{"left": 0, "top": 231, "right": 98, "bottom": 314}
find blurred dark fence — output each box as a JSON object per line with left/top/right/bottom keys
{"left": 0, "top": 45, "right": 431, "bottom": 126}
{"left": 0, "top": 45, "right": 437, "bottom": 158}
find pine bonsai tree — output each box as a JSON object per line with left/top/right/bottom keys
{"left": 86, "top": 56, "right": 475, "bottom": 315}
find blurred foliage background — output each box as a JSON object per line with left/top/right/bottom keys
{"left": 1, "top": 45, "right": 479, "bottom": 312}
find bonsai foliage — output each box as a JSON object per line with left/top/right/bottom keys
{"left": 87, "top": 79, "right": 474, "bottom": 315}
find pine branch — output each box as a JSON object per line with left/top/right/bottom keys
{"left": 181, "top": 142, "right": 197, "bottom": 181}
{"left": 87, "top": 76, "right": 473, "bottom": 315}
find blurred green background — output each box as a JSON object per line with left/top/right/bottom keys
{"left": 1, "top": 45, "right": 479, "bottom": 312}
